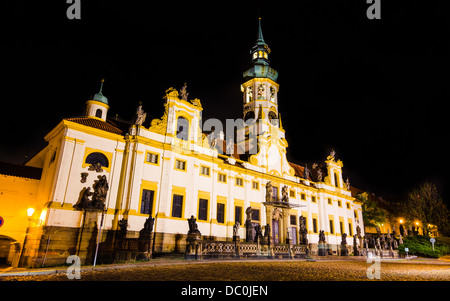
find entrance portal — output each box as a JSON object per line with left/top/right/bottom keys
{"left": 272, "top": 219, "right": 279, "bottom": 244}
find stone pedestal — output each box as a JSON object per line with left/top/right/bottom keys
{"left": 318, "top": 242, "right": 327, "bottom": 256}
{"left": 76, "top": 209, "right": 101, "bottom": 265}
{"left": 138, "top": 230, "right": 153, "bottom": 260}
{"left": 185, "top": 232, "right": 202, "bottom": 260}
{"left": 340, "top": 244, "right": 349, "bottom": 256}
{"left": 245, "top": 221, "right": 255, "bottom": 242}
{"left": 233, "top": 235, "right": 240, "bottom": 258}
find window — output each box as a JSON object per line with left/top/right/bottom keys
{"left": 337, "top": 200, "right": 342, "bottom": 207}
{"left": 171, "top": 194, "right": 184, "bottom": 218}
{"left": 312, "top": 218, "right": 318, "bottom": 233}
{"left": 329, "top": 220, "right": 335, "bottom": 234}
{"left": 252, "top": 181, "right": 259, "bottom": 190}
{"left": 349, "top": 223, "right": 353, "bottom": 236}
{"left": 272, "top": 186, "right": 278, "bottom": 201}
{"left": 198, "top": 198, "right": 208, "bottom": 221}
{"left": 290, "top": 215, "right": 297, "bottom": 225}
{"left": 95, "top": 109, "right": 102, "bottom": 119}
{"left": 252, "top": 209, "right": 260, "bottom": 221}
{"left": 217, "top": 203, "right": 225, "bottom": 224}
{"left": 334, "top": 172, "right": 339, "bottom": 187}
{"left": 218, "top": 173, "right": 227, "bottom": 183}
{"left": 235, "top": 206, "right": 242, "bottom": 225}
{"left": 235, "top": 177, "right": 243, "bottom": 187}
{"left": 339, "top": 221, "right": 344, "bottom": 234}
{"left": 176, "top": 116, "right": 189, "bottom": 141}
{"left": 140, "top": 189, "right": 154, "bottom": 215}
{"left": 328, "top": 198, "right": 332, "bottom": 205}
{"left": 175, "top": 159, "right": 186, "bottom": 171}
{"left": 146, "top": 152, "right": 159, "bottom": 164}
{"left": 289, "top": 190, "right": 296, "bottom": 198}
{"left": 85, "top": 152, "right": 109, "bottom": 168}
{"left": 311, "top": 196, "right": 316, "bottom": 203}
{"left": 200, "top": 166, "right": 210, "bottom": 176}
{"left": 346, "top": 202, "right": 350, "bottom": 209}
{"left": 301, "top": 193, "right": 306, "bottom": 201}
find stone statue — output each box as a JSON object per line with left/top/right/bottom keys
{"left": 317, "top": 168, "right": 323, "bottom": 182}
{"left": 327, "top": 149, "right": 336, "bottom": 161}
{"left": 245, "top": 207, "right": 253, "bottom": 222}
{"left": 88, "top": 162, "right": 103, "bottom": 173}
{"left": 356, "top": 225, "right": 361, "bottom": 238}
{"left": 92, "top": 175, "right": 109, "bottom": 209}
{"left": 265, "top": 181, "right": 273, "bottom": 202}
{"left": 233, "top": 221, "right": 240, "bottom": 237}
{"left": 226, "top": 137, "right": 234, "bottom": 155}
{"left": 80, "top": 172, "right": 88, "bottom": 183}
{"left": 255, "top": 224, "right": 262, "bottom": 242}
{"left": 286, "top": 227, "right": 292, "bottom": 242}
{"left": 318, "top": 230, "right": 326, "bottom": 243}
{"left": 341, "top": 233, "right": 348, "bottom": 255}
{"left": 281, "top": 185, "right": 289, "bottom": 202}
{"left": 264, "top": 223, "right": 270, "bottom": 238}
{"left": 118, "top": 218, "right": 128, "bottom": 238}
{"left": 299, "top": 216, "right": 308, "bottom": 245}
{"left": 303, "top": 163, "right": 310, "bottom": 180}
{"left": 345, "top": 177, "right": 351, "bottom": 190}
{"left": 187, "top": 215, "right": 200, "bottom": 234}
{"left": 143, "top": 216, "right": 155, "bottom": 232}
{"left": 74, "top": 187, "right": 93, "bottom": 210}
{"left": 134, "top": 104, "right": 147, "bottom": 126}
{"left": 180, "top": 83, "right": 189, "bottom": 101}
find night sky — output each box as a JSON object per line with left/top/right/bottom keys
{"left": 2, "top": 0, "right": 449, "bottom": 204}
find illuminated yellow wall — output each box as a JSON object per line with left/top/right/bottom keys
{"left": 0, "top": 174, "right": 40, "bottom": 244}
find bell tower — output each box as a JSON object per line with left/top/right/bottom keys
{"left": 237, "top": 18, "right": 294, "bottom": 178}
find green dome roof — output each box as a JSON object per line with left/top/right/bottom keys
{"left": 90, "top": 79, "right": 108, "bottom": 105}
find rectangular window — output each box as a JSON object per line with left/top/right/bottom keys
{"left": 175, "top": 159, "right": 186, "bottom": 171}
{"left": 290, "top": 215, "right": 297, "bottom": 225}
{"left": 289, "top": 190, "right": 296, "bottom": 198}
{"left": 146, "top": 152, "right": 159, "bottom": 164}
{"left": 235, "top": 177, "right": 243, "bottom": 187}
{"left": 218, "top": 173, "right": 227, "bottom": 183}
{"left": 312, "top": 218, "right": 318, "bottom": 233}
{"left": 198, "top": 198, "right": 208, "bottom": 221}
{"left": 301, "top": 193, "right": 306, "bottom": 200}
{"left": 339, "top": 221, "right": 344, "bottom": 234}
{"left": 328, "top": 198, "right": 332, "bottom": 205}
{"left": 140, "top": 189, "right": 154, "bottom": 215}
{"left": 200, "top": 166, "right": 210, "bottom": 176}
{"left": 329, "top": 220, "right": 334, "bottom": 234}
{"left": 272, "top": 186, "right": 278, "bottom": 200}
{"left": 252, "top": 209, "right": 260, "bottom": 221}
{"left": 348, "top": 223, "right": 353, "bottom": 236}
{"left": 311, "top": 196, "right": 316, "bottom": 203}
{"left": 217, "top": 203, "right": 225, "bottom": 224}
{"left": 171, "top": 194, "right": 184, "bottom": 218}
{"left": 252, "top": 181, "right": 259, "bottom": 190}
{"left": 346, "top": 202, "right": 350, "bottom": 209}
{"left": 337, "top": 200, "right": 342, "bottom": 207}
{"left": 235, "top": 206, "right": 242, "bottom": 225}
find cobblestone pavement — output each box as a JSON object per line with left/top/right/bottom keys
{"left": 1, "top": 258, "right": 449, "bottom": 281}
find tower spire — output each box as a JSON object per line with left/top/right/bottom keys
{"left": 257, "top": 17, "right": 265, "bottom": 44}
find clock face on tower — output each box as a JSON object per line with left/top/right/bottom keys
{"left": 253, "top": 52, "right": 258, "bottom": 60}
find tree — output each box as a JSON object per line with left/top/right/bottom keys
{"left": 357, "top": 192, "right": 386, "bottom": 228}
{"left": 404, "top": 182, "right": 449, "bottom": 236}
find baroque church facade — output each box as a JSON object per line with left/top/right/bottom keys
{"left": 15, "top": 20, "right": 364, "bottom": 266}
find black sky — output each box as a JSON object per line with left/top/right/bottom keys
{"left": 1, "top": 0, "right": 449, "bottom": 204}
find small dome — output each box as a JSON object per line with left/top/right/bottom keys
{"left": 91, "top": 92, "right": 108, "bottom": 105}
{"left": 89, "top": 78, "right": 108, "bottom": 105}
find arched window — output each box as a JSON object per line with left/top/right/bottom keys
{"left": 268, "top": 111, "right": 278, "bottom": 126}
{"left": 334, "top": 172, "right": 339, "bottom": 188}
{"left": 176, "top": 116, "right": 189, "bottom": 141}
{"left": 95, "top": 109, "right": 103, "bottom": 119}
{"left": 244, "top": 110, "right": 255, "bottom": 123}
{"left": 85, "top": 152, "right": 109, "bottom": 168}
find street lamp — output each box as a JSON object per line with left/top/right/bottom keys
{"left": 27, "top": 208, "right": 42, "bottom": 226}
